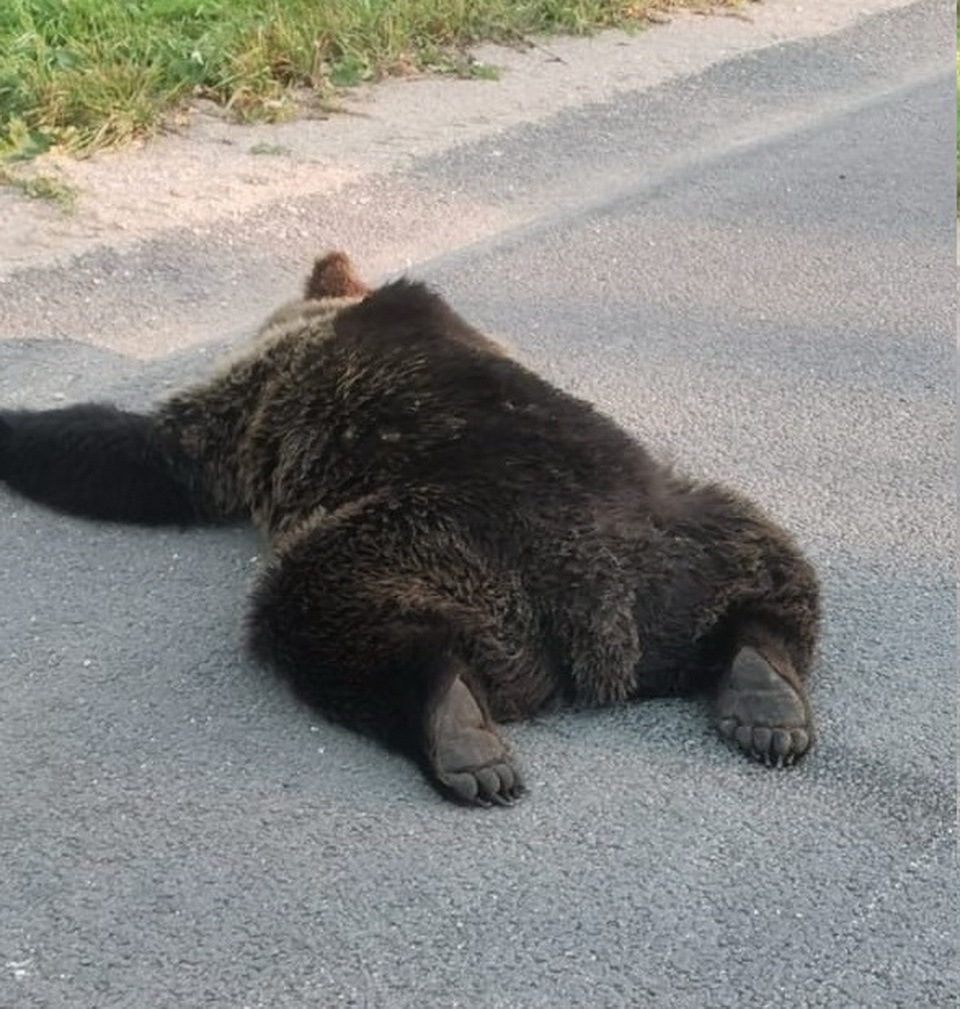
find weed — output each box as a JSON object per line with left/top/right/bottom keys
{"left": 0, "top": 165, "right": 77, "bottom": 211}
{"left": 249, "top": 141, "right": 290, "bottom": 156}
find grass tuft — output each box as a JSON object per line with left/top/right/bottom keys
{"left": 0, "top": 0, "right": 742, "bottom": 159}
{"left": 249, "top": 141, "right": 291, "bottom": 156}
{"left": 0, "top": 164, "right": 77, "bottom": 210}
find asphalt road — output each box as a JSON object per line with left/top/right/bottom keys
{"left": 1, "top": 2, "right": 955, "bottom": 1007}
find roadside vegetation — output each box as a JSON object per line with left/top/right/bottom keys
{"left": 0, "top": 162, "right": 76, "bottom": 208}
{"left": 0, "top": 0, "right": 740, "bottom": 167}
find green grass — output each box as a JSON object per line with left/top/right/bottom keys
{"left": 0, "top": 0, "right": 735, "bottom": 161}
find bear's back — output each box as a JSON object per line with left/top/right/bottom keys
{"left": 233, "top": 295, "right": 666, "bottom": 538}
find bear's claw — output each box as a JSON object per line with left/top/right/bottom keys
{"left": 437, "top": 752, "right": 524, "bottom": 807}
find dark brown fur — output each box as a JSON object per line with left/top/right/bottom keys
{"left": 0, "top": 251, "right": 820, "bottom": 805}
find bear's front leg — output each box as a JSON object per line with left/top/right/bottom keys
{"left": 0, "top": 404, "right": 209, "bottom": 525}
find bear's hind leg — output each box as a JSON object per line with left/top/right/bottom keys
{"left": 248, "top": 519, "right": 524, "bottom": 806}
{"left": 712, "top": 626, "right": 813, "bottom": 767}
{"left": 661, "top": 482, "right": 820, "bottom": 767}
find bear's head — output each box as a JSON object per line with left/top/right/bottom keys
{"left": 254, "top": 250, "right": 512, "bottom": 359}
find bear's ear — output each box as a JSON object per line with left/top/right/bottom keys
{"left": 304, "top": 251, "right": 370, "bottom": 301}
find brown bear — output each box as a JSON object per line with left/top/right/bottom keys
{"left": 0, "top": 252, "right": 819, "bottom": 806}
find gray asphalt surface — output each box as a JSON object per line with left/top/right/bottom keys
{"left": 1, "top": 2, "right": 955, "bottom": 1007}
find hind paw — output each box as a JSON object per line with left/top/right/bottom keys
{"left": 429, "top": 676, "right": 524, "bottom": 807}
{"left": 714, "top": 647, "right": 813, "bottom": 768}
{"left": 435, "top": 731, "right": 524, "bottom": 806}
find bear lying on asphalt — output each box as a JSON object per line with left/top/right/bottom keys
{"left": 0, "top": 252, "right": 820, "bottom": 806}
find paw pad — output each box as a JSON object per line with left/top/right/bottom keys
{"left": 715, "top": 647, "right": 814, "bottom": 768}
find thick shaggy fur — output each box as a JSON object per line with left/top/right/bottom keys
{"left": 0, "top": 252, "right": 820, "bottom": 805}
